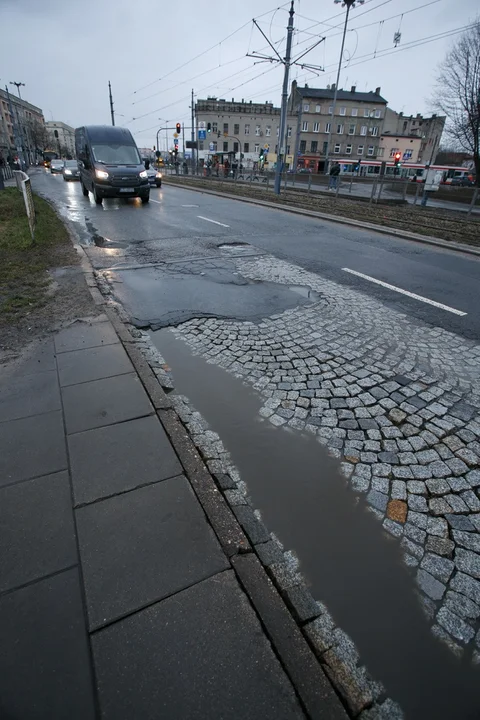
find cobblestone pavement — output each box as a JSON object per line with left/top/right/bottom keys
{"left": 158, "top": 254, "right": 480, "bottom": 665}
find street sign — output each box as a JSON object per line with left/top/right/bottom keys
{"left": 173, "top": 132, "right": 178, "bottom": 138}
{"left": 209, "top": 142, "right": 215, "bottom": 151}
{"left": 198, "top": 121, "right": 206, "bottom": 130}
{"left": 198, "top": 129, "right": 206, "bottom": 140}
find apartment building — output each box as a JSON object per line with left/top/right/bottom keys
{"left": 381, "top": 108, "right": 445, "bottom": 164}
{"left": 46, "top": 121, "right": 76, "bottom": 158}
{"left": 195, "top": 97, "right": 295, "bottom": 166}
{"left": 289, "top": 81, "right": 388, "bottom": 172}
{"left": 0, "top": 88, "right": 45, "bottom": 164}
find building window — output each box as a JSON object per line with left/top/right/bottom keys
{"left": 325, "top": 122, "right": 331, "bottom": 133}
{"left": 368, "top": 145, "right": 375, "bottom": 156}
{"left": 286, "top": 145, "right": 291, "bottom": 154}
{"left": 348, "top": 124, "right": 356, "bottom": 135}
{"left": 389, "top": 147, "right": 399, "bottom": 158}
{"left": 360, "top": 125, "right": 367, "bottom": 136}
{"left": 357, "top": 145, "right": 364, "bottom": 155}
{"left": 363, "top": 108, "right": 370, "bottom": 118}
{"left": 300, "top": 140, "right": 306, "bottom": 153}
{"left": 377, "top": 147, "right": 384, "bottom": 157}
{"left": 322, "top": 141, "right": 328, "bottom": 154}
{"left": 234, "top": 124, "right": 240, "bottom": 135}
{"left": 315, "top": 104, "right": 321, "bottom": 113}
{"left": 245, "top": 124, "right": 250, "bottom": 134}
{"left": 351, "top": 108, "right": 358, "bottom": 117}
{"left": 301, "top": 121, "right": 308, "bottom": 132}
{"left": 340, "top": 107, "right": 346, "bottom": 116}
{"left": 374, "top": 109, "right": 381, "bottom": 119}
{"left": 287, "top": 126, "right": 292, "bottom": 137}
{"left": 313, "top": 122, "right": 320, "bottom": 132}
{"left": 223, "top": 141, "right": 228, "bottom": 152}
{"left": 310, "top": 141, "right": 318, "bottom": 152}
{"left": 233, "top": 142, "right": 239, "bottom": 153}
{"left": 334, "top": 143, "right": 341, "bottom": 154}
{"left": 223, "top": 123, "right": 228, "bottom": 134}
{"left": 254, "top": 143, "right": 260, "bottom": 153}
{"left": 212, "top": 122, "right": 218, "bottom": 133}
{"left": 244, "top": 142, "right": 249, "bottom": 152}
{"left": 337, "top": 124, "right": 344, "bottom": 134}
{"left": 404, "top": 149, "right": 413, "bottom": 160}
{"left": 328, "top": 106, "right": 333, "bottom": 114}
{"left": 303, "top": 103, "right": 310, "bottom": 112}
{"left": 255, "top": 125, "right": 261, "bottom": 136}
{"left": 345, "top": 144, "right": 352, "bottom": 154}
{"left": 212, "top": 142, "right": 217, "bottom": 151}
{"left": 371, "top": 126, "right": 379, "bottom": 137}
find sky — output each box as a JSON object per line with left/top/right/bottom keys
{"left": 0, "top": 0, "right": 478, "bottom": 151}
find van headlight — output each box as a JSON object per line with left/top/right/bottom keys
{"left": 156, "top": 172, "right": 162, "bottom": 178}
{"left": 95, "top": 169, "right": 109, "bottom": 179}
{"left": 139, "top": 170, "right": 148, "bottom": 178}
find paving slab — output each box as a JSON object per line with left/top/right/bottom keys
{"left": 76, "top": 475, "right": 229, "bottom": 629}
{"left": 69, "top": 415, "right": 182, "bottom": 505}
{"left": 54, "top": 319, "right": 118, "bottom": 353}
{"left": 5, "top": 338, "right": 57, "bottom": 375}
{"left": 0, "top": 369, "right": 61, "bottom": 423}
{"left": 92, "top": 570, "right": 305, "bottom": 720}
{"left": 0, "top": 471, "right": 77, "bottom": 592}
{"left": 0, "top": 569, "right": 96, "bottom": 720}
{"left": 57, "top": 343, "right": 134, "bottom": 387}
{"left": 62, "top": 372, "right": 153, "bottom": 434}
{"left": 0, "top": 410, "right": 67, "bottom": 487}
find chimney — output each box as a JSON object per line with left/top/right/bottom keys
{"left": 351, "top": 85, "right": 356, "bottom": 93}
{"left": 375, "top": 86, "right": 381, "bottom": 95}
{"left": 331, "top": 83, "right": 336, "bottom": 91}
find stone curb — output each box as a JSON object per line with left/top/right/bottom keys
{"left": 164, "top": 179, "right": 480, "bottom": 258}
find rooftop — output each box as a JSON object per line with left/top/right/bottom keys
{"left": 294, "top": 83, "right": 387, "bottom": 105}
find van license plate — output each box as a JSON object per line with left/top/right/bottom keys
{"left": 119, "top": 187, "right": 134, "bottom": 192}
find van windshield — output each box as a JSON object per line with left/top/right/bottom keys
{"left": 91, "top": 143, "right": 140, "bottom": 165}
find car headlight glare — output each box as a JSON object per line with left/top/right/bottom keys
{"left": 156, "top": 172, "right": 162, "bottom": 178}
{"left": 139, "top": 170, "right": 148, "bottom": 179}
{"left": 65, "top": 169, "right": 72, "bottom": 175}
{"left": 95, "top": 169, "right": 109, "bottom": 180}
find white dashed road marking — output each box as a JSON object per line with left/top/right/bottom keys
{"left": 342, "top": 268, "right": 467, "bottom": 316}
{"left": 197, "top": 215, "right": 230, "bottom": 228}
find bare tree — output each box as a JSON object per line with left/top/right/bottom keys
{"left": 433, "top": 20, "right": 480, "bottom": 185}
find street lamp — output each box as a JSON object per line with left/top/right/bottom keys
{"left": 324, "top": 0, "right": 364, "bottom": 174}
{"left": 10, "top": 81, "right": 25, "bottom": 99}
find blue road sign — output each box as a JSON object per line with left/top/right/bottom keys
{"left": 198, "top": 129, "right": 206, "bottom": 140}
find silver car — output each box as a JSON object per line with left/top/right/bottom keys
{"left": 50, "top": 159, "right": 64, "bottom": 174}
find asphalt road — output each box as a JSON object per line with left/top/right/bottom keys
{"left": 33, "top": 169, "right": 480, "bottom": 341}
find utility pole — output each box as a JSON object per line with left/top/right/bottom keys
{"left": 182, "top": 122, "right": 185, "bottom": 159}
{"left": 191, "top": 88, "right": 195, "bottom": 174}
{"left": 274, "top": 1, "right": 295, "bottom": 195}
{"left": 108, "top": 81, "right": 115, "bottom": 126}
{"left": 324, "top": 0, "right": 364, "bottom": 174}
{"left": 10, "top": 81, "right": 25, "bottom": 99}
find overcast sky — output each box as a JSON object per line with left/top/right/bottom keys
{"left": 0, "top": 0, "right": 478, "bottom": 150}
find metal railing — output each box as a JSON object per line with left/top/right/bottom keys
{"left": 13, "top": 170, "right": 36, "bottom": 242}
{"left": 1, "top": 165, "right": 14, "bottom": 181}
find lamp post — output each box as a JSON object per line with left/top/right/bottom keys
{"left": 323, "top": 0, "right": 364, "bottom": 174}
{"left": 10, "top": 81, "right": 25, "bottom": 99}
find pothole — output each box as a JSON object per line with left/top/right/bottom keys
{"left": 218, "top": 241, "right": 250, "bottom": 249}
{"left": 289, "top": 285, "right": 323, "bottom": 302}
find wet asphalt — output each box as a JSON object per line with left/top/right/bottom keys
{"left": 32, "top": 169, "right": 480, "bottom": 342}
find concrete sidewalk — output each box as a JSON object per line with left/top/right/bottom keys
{"left": 0, "top": 313, "right": 346, "bottom": 719}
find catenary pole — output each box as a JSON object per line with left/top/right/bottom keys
{"left": 274, "top": 1, "right": 295, "bottom": 196}
{"left": 108, "top": 81, "right": 115, "bottom": 126}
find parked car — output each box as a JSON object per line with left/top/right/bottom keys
{"left": 450, "top": 176, "right": 475, "bottom": 187}
{"left": 62, "top": 159, "right": 80, "bottom": 181}
{"left": 144, "top": 160, "right": 162, "bottom": 187}
{"left": 50, "top": 159, "right": 64, "bottom": 174}
{"left": 75, "top": 125, "right": 150, "bottom": 204}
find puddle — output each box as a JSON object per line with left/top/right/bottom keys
{"left": 109, "top": 263, "right": 325, "bottom": 328}
{"left": 152, "top": 328, "right": 480, "bottom": 720}
{"left": 92, "top": 234, "right": 127, "bottom": 249}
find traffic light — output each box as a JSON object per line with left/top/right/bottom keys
{"left": 394, "top": 152, "right": 402, "bottom": 168}
{"left": 259, "top": 148, "right": 264, "bottom": 159}
{"left": 207, "top": 123, "right": 211, "bottom": 133}
{"left": 176, "top": 123, "right": 181, "bottom": 134}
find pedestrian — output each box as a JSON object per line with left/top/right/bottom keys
{"left": 328, "top": 161, "right": 340, "bottom": 190}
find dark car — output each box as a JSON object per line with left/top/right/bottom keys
{"left": 75, "top": 125, "right": 150, "bottom": 204}
{"left": 50, "top": 159, "right": 64, "bottom": 174}
{"left": 143, "top": 160, "right": 162, "bottom": 187}
{"left": 63, "top": 159, "right": 80, "bottom": 181}
{"left": 450, "top": 176, "right": 474, "bottom": 187}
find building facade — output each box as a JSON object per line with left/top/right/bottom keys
{"left": 289, "top": 81, "right": 388, "bottom": 172}
{"left": 0, "top": 88, "right": 45, "bottom": 165}
{"left": 46, "top": 121, "right": 76, "bottom": 158}
{"left": 195, "top": 97, "right": 295, "bottom": 167}
{"left": 381, "top": 108, "right": 445, "bottom": 164}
